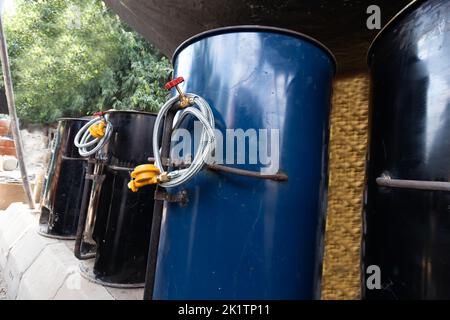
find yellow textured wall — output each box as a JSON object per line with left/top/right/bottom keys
{"left": 321, "top": 73, "right": 369, "bottom": 300}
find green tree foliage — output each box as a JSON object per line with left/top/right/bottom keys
{"left": 2, "top": 0, "right": 172, "bottom": 124}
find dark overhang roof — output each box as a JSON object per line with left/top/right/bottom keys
{"left": 103, "top": 0, "right": 413, "bottom": 73}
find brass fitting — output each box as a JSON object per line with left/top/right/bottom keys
{"left": 164, "top": 76, "right": 194, "bottom": 108}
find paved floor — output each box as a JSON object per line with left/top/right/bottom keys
{"left": 0, "top": 203, "right": 144, "bottom": 300}
{"left": 0, "top": 269, "right": 6, "bottom": 300}
{"left": 0, "top": 208, "right": 6, "bottom": 300}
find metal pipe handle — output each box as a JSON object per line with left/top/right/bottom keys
{"left": 376, "top": 176, "right": 450, "bottom": 192}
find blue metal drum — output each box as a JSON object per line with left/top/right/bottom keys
{"left": 153, "top": 26, "right": 335, "bottom": 299}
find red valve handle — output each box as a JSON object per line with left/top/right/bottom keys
{"left": 164, "top": 77, "right": 184, "bottom": 90}
{"left": 93, "top": 111, "right": 106, "bottom": 117}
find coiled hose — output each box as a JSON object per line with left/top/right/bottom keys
{"left": 153, "top": 93, "right": 215, "bottom": 188}
{"left": 74, "top": 116, "right": 113, "bottom": 157}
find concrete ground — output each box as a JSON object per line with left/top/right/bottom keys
{"left": 0, "top": 269, "right": 6, "bottom": 300}
{"left": 0, "top": 209, "right": 7, "bottom": 300}
{"left": 0, "top": 203, "right": 144, "bottom": 300}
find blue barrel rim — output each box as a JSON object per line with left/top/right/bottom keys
{"left": 367, "top": 0, "right": 423, "bottom": 64}
{"left": 172, "top": 25, "right": 337, "bottom": 73}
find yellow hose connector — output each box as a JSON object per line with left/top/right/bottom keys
{"left": 128, "top": 164, "right": 162, "bottom": 192}
{"left": 89, "top": 121, "right": 106, "bottom": 139}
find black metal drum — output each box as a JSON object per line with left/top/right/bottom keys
{"left": 363, "top": 0, "right": 450, "bottom": 299}
{"left": 79, "top": 110, "right": 157, "bottom": 287}
{"left": 39, "top": 118, "right": 88, "bottom": 239}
